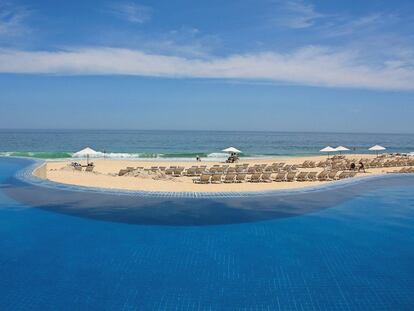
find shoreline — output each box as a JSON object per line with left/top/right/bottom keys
{"left": 5, "top": 152, "right": 340, "bottom": 162}
{"left": 31, "top": 154, "right": 406, "bottom": 193}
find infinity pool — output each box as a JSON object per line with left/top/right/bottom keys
{"left": 1, "top": 157, "right": 414, "bottom": 310}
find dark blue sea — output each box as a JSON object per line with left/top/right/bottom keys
{"left": 0, "top": 129, "right": 413, "bottom": 159}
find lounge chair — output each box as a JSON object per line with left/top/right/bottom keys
{"left": 249, "top": 173, "right": 261, "bottom": 182}
{"left": 165, "top": 168, "right": 174, "bottom": 175}
{"left": 223, "top": 174, "right": 236, "bottom": 183}
{"left": 193, "top": 174, "right": 211, "bottom": 184}
{"left": 296, "top": 171, "right": 309, "bottom": 182}
{"left": 337, "top": 171, "right": 348, "bottom": 179}
{"left": 211, "top": 174, "right": 223, "bottom": 184}
{"left": 274, "top": 172, "right": 287, "bottom": 182}
{"left": 118, "top": 169, "right": 127, "bottom": 176}
{"left": 85, "top": 165, "right": 94, "bottom": 172}
{"left": 74, "top": 166, "right": 82, "bottom": 172}
{"left": 195, "top": 167, "right": 205, "bottom": 175}
{"left": 173, "top": 168, "right": 184, "bottom": 177}
{"left": 236, "top": 167, "right": 246, "bottom": 173}
{"left": 317, "top": 171, "right": 329, "bottom": 181}
{"left": 286, "top": 172, "right": 296, "bottom": 182}
{"left": 227, "top": 167, "right": 236, "bottom": 174}
{"left": 271, "top": 166, "right": 280, "bottom": 173}
{"left": 247, "top": 167, "right": 256, "bottom": 174}
{"left": 316, "top": 161, "right": 325, "bottom": 167}
{"left": 264, "top": 166, "right": 273, "bottom": 172}
{"left": 261, "top": 172, "right": 272, "bottom": 183}
{"left": 235, "top": 173, "right": 246, "bottom": 183}
{"left": 185, "top": 168, "right": 197, "bottom": 176}
{"left": 217, "top": 167, "right": 225, "bottom": 174}
{"left": 348, "top": 171, "right": 357, "bottom": 177}
{"left": 327, "top": 170, "right": 338, "bottom": 180}
{"left": 307, "top": 172, "right": 318, "bottom": 181}
{"left": 283, "top": 165, "right": 292, "bottom": 171}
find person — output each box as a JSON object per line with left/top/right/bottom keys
{"left": 358, "top": 161, "right": 365, "bottom": 173}
{"left": 350, "top": 162, "right": 356, "bottom": 170}
{"left": 196, "top": 155, "right": 201, "bottom": 162}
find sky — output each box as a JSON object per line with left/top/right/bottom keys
{"left": 0, "top": 0, "right": 414, "bottom": 133}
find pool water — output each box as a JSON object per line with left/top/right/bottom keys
{"left": 1, "top": 157, "right": 414, "bottom": 310}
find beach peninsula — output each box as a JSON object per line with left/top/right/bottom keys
{"left": 33, "top": 154, "right": 414, "bottom": 193}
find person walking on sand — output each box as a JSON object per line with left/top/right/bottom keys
{"left": 358, "top": 161, "right": 365, "bottom": 173}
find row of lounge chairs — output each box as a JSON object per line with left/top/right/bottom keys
{"left": 117, "top": 163, "right": 299, "bottom": 177}
{"left": 314, "top": 155, "right": 414, "bottom": 170}
{"left": 117, "top": 155, "right": 414, "bottom": 179}
{"left": 193, "top": 170, "right": 357, "bottom": 184}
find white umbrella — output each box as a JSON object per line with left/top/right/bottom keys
{"left": 320, "top": 146, "right": 336, "bottom": 158}
{"left": 222, "top": 147, "right": 242, "bottom": 154}
{"left": 73, "top": 147, "right": 99, "bottom": 157}
{"left": 320, "top": 146, "right": 336, "bottom": 152}
{"left": 73, "top": 147, "right": 99, "bottom": 164}
{"left": 335, "top": 146, "right": 350, "bottom": 152}
{"left": 369, "top": 145, "right": 386, "bottom": 157}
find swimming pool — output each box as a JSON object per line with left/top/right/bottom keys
{"left": 1, "top": 157, "right": 414, "bottom": 310}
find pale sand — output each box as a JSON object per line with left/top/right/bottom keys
{"left": 39, "top": 154, "right": 394, "bottom": 193}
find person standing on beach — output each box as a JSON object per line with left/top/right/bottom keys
{"left": 358, "top": 161, "right": 365, "bottom": 173}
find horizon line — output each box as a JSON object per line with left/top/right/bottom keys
{"left": 0, "top": 128, "right": 413, "bottom": 135}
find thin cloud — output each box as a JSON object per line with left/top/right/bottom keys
{"left": 143, "top": 27, "right": 220, "bottom": 58}
{"left": 0, "top": 2, "right": 30, "bottom": 36}
{"left": 276, "top": 0, "right": 325, "bottom": 29}
{"left": 320, "top": 13, "right": 398, "bottom": 38}
{"left": 107, "top": 2, "right": 152, "bottom": 24}
{"left": 0, "top": 46, "right": 413, "bottom": 91}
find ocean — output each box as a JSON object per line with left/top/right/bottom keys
{"left": 0, "top": 129, "right": 413, "bottom": 160}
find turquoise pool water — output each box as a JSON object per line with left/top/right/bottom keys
{"left": 1, "top": 157, "right": 414, "bottom": 310}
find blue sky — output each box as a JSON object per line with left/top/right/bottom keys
{"left": 0, "top": 0, "right": 414, "bottom": 133}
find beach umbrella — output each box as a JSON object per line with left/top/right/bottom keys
{"left": 320, "top": 146, "right": 336, "bottom": 158}
{"left": 222, "top": 147, "right": 242, "bottom": 154}
{"left": 73, "top": 147, "right": 99, "bottom": 164}
{"left": 369, "top": 145, "right": 386, "bottom": 157}
{"left": 335, "top": 146, "right": 350, "bottom": 154}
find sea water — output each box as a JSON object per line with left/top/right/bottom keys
{"left": 0, "top": 129, "right": 413, "bottom": 160}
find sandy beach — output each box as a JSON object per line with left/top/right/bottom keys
{"left": 33, "top": 154, "right": 402, "bottom": 193}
